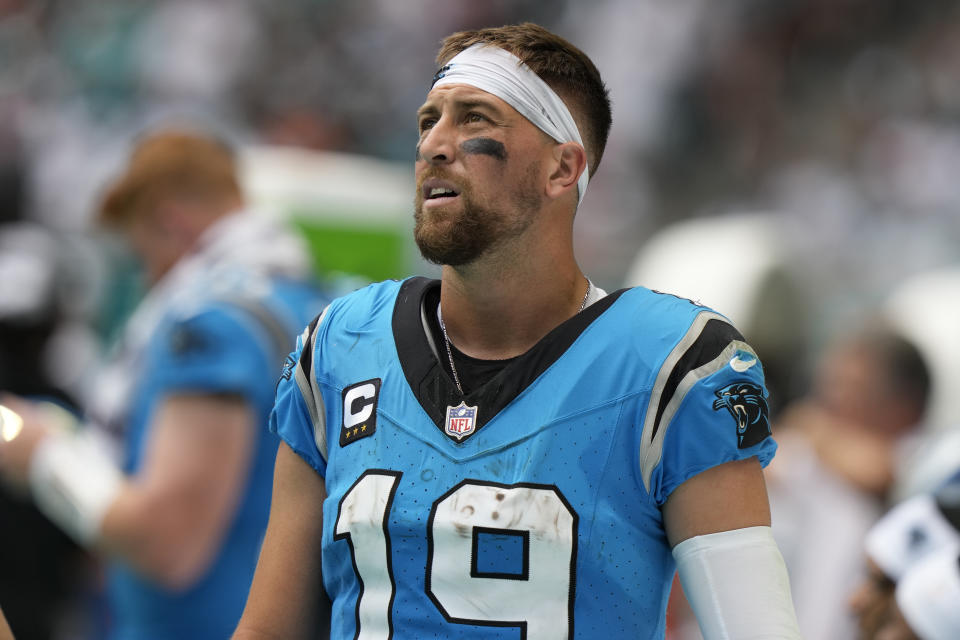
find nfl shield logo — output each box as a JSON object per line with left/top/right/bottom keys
{"left": 445, "top": 401, "right": 478, "bottom": 441}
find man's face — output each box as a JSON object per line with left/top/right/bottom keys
{"left": 814, "top": 342, "right": 913, "bottom": 437}
{"left": 849, "top": 557, "right": 897, "bottom": 640}
{"left": 413, "top": 84, "right": 550, "bottom": 266}
{"left": 121, "top": 204, "right": 181, "bottom": 286}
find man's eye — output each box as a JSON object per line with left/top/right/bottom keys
{"left": 419, "top": 119, "right": 437, "bottom": 133}
{"left": 465, "top": 112, "right": 485, "bottom": 123}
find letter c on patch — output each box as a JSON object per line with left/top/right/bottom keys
{"left": 344, "top": 382, "right": 377, "bottom": 428}
{"left": 339, "top": 378, "right": 381, "bottom": 447}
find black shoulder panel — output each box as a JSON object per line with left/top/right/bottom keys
{"left": 650, "top": 317, "right": 744, "bottom": 441}
{"left": 296, "top": 308, "right": 325, "bottom": 382}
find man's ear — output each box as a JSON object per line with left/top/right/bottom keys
{"left": 545, "top": 142, "right": 588, "bottom": 201}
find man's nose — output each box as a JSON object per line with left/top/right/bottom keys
{"left": 417, "top": 119, "right": 456, "bottom": 165}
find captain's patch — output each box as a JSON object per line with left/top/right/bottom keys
{"left": 713, "top": 382, "right": 771, "bottom": 448}
{"left": 340, "top": 379, "right": 381, "bottom": 447}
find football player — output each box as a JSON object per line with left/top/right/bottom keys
{"left": 0, "top": 131, "right": 327, "bottom": 638}
{"left": 234, "top": 23, "right": 801, "bottom": 640}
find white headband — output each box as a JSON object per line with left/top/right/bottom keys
{"left": 432, "top": 44, "right": 590, "bottom": 206}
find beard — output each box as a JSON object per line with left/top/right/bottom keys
{"left": 413, "top": 163, "right": 542, "bottom": 266}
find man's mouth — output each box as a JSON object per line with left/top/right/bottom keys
{"left": 422, "top": 179, "right": 461, "bottom": 203}
{"left": 427, "top": 187, "right": 458, "bottom": 199}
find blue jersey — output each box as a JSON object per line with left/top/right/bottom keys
{"left": 107, "top": 276, "right": 326, "bottom": 640}
{"left": 273, "top": 277, "right": 777, "bottom": 639}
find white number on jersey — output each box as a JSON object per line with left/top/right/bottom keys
{"left": 334, "top": 470, "right": 402, "bottom": 640}
{"left": 335, "top": 473, "right": 578, "bottom": 638}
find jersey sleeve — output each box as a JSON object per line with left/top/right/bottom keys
{"left": 147, "top": 303, "right": 276, "bottom": 401}
{"left": 270, "top": 308, "right": 329, "bottom": 476}
{"left": 640, "top": 312, "right": 778, "bottom": 505}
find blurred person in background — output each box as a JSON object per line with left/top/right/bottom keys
{"left": 775, "top": 325, "right": 930, "bottom": 495}
{"left": 0, "top": 135, "right": 94, "bottom": 640}
{"left": 765, "top": 324, "right": 931, "bottom": 640}
{"left": 0, "top": 129, "right": 327, "bottom": 639}
{"left": 848, "top": 469, "right": 960, "bottom": 639}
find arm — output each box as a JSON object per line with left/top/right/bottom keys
{"left": 233, "top": 441, "right": 328, "bottom": 640}
{"left": 100, "top": 392, "right": 256, "bottom": 588}
{"left": 663, "top": 458, "right": 801, "bottom": 639}
{"left": 0, "top": 392, "right": 256, "bottom": 589}
{"left": 662, "top": 456, "right": 770, "bottom": 545}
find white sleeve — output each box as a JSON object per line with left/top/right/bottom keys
{"left": 672, "top": 526, "right": 802, "bottom": 639}
{"left": 29, "top": 428, "right": 123, "bottom": 545}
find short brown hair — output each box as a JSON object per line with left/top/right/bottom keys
{"left": 436, "top": 23, "right": 612, "bottom": 177}
{"left": 98, "top": 131, "right": 241, "bottom": 227}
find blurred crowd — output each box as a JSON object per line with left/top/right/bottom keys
{"left": 3, "top": 0, "right": 959, "bottom": 338}
{"left": 2, "top": 0, "right": 960, "bottom": 638}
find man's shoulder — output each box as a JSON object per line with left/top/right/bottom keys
{"left": 324, "top": 277, "right": 418, "bottom": 319}
{"left": 605, "top": 286, "right": 738, "bottom": 337}
{"left": 312, "top": 277, "right": 434, "bottom": 346}
{"left": 621, "top": 284, "right": 715, "bottom": 313}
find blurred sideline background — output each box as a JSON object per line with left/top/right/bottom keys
{"left": 1, "top": 1, "right": 959, "bottom": 639}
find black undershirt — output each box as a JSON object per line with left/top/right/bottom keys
{"left": 446, "top": 341, "right": 518, "bottom": 395}
{"left": 423, "top": 288, "right": 517, "bottom": 396}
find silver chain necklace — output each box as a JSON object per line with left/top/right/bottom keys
{"left": 437, "top": 280, "right": 592, "bottom": 396}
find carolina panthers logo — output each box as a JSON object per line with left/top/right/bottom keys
{"left": 713, "top": 382, "right": 771, "bottom": 449}
{"left": 279, "top": 353, "right": 296, "bottom": 381}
